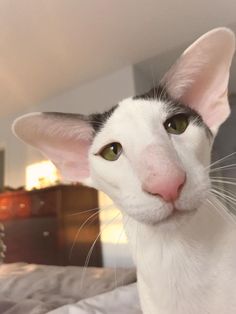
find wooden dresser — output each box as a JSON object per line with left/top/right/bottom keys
{"left": 0, "top": 185, "right": 102, "bottom": 267}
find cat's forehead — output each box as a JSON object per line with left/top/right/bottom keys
{"left": 103, "top": 97, "right": 167, "bottom": 132}
{"left": 90, "top": 96, "right": 167, "bottom": 140}
{"left": 91, "top": 98, "right": 167, "bottom": 152}
{"left": 118, "top": 97, "right": 166, "bottom": 118}
{"left": 98, "top": 96, "right": 203, "bottom": 131}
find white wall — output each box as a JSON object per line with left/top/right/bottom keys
{"left": 0, "top": 65, "right": 138, "bottom": 267}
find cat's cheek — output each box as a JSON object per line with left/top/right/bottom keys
{"left": 173, "top": 125, "right": 212, "bottom": 168}
{"left": 175, "top": 173, "right": 210, "bottom": 212}
{"left": 88, "top": 162, "right": 124, "bottom": 201}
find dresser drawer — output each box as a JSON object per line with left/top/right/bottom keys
{"left": 0, "top": 185, "right": 101, "bottom": 267}
{"left": 0, "top": 194, "right": 31, "bottom": 220}
{"left": 13, "top": 195, "right": 31, "bottom": 218}
{"left": 4, "top": 217, "right": 59, "bottom": 265}
{"left": 0, "top": 197, "right": 14, "bottom": 220}
{"left": 30, "top": 190, "right": 59, "bottom": 216}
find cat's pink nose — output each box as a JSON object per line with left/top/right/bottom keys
{"left": 142, "top": 173, "right": 186, "bottom": 202}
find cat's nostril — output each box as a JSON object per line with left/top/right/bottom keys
{"left": 177, "top": 175, "right": 186, "bottom": 196}
{"left": 145, "top": 190, "right": 161, "bottom": 198}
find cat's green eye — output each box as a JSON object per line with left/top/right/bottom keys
{"left": 99, "top": 142, "right": 123, "bottom": 161}
{"left": 164, "top": 114, "right": 189, "bottom": 135}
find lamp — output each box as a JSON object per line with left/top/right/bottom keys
{"left": 26, "top": 160, "right": 60, "bottom": 190}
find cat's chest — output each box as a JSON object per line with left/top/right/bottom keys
{"left": 124, "top": 210, "right": 236, "bottom": 314}
{"left": 135, "top": 241, "right": 235, "bottom": 314}
{"left": 137, "top": 247, "right": 210, "bottom": 312}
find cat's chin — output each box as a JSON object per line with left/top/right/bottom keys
{"left": 159, "top": 207, "right": 197, "bottom": 225}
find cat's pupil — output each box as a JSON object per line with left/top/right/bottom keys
{"left": 111, "top": 144, "right": 118, "bottom": 154}
{"left": 168, "top": 120, "right": 176, "bottom": 129}
{"left": 164, "top": 114, "right": 189, "bottom": 135}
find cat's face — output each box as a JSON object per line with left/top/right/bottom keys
{"left": 12, "top": 28, "right": 235, "bottom": 226}
{"left": 89, "top": 96, "right": 212, "bottom": 224}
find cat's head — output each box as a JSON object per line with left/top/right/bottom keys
{"left": 13, "top": 28, "right": 235, "bottom": 226}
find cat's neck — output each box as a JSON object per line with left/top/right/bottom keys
{"left": 123, "top": 199, "right": 234, "bottom": 314}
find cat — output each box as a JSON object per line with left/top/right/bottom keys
{"left": 12, "top": 28, "right": 236, "bottom": 314}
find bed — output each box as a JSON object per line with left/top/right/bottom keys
{"left": 0, "top": 263, "right": 141, "bottom": 314}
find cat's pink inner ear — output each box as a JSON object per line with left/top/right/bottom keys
{"left": 37, "top": 138, "right": 91, "bottom": 182}
{"left": 161, "top": 28, "right": 235, "bottom": 130}
{"left": 12, "top": 113, "right": 94, "bottom": 182}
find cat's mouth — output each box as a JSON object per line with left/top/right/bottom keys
{"left": 121, "top": 199, "right": 199, "bottom": 226}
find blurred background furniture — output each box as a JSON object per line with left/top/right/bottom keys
{"left": 0, "top": 185, "right": 102, "bottom": 267}
{"left": 0, "top": 223, "right": 5, "bottom": 263}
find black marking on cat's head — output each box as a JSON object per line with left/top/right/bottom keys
{"left": 89, "top": 105, "right": 118, "bottom": 132}
{"left": 134, "top": 85, "right": 212, "bottom": 137}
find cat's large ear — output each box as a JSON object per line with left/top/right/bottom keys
{"left": 161, "top": 28, "right": 235, "bottom": 133}
{"left": 12, "top": 112, "right": 94, "bottom": 184}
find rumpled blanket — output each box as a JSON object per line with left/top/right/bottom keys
{"left": 0, "top": 263, "right": 136, "bottom": 314}
{"left": 48, "top": 283, "right": 141, "bottom": 314}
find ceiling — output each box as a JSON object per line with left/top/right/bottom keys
{"left": 0, "top": 0, "right": 236, "bottom": 116}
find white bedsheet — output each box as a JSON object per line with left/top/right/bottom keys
{"left": 0, "top": 263, "right": 137, "bottom": 314}
{"left": 48, "top": 283, "right": 142, "bottom": 314}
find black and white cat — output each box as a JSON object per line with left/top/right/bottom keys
{"left": 13, "top": 28, "right": 236, "bottom": 314}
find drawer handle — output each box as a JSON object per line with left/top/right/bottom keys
{"left": 43, "top": 231, "right": 50, "bottom": 237}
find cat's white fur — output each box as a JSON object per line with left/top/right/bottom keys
{"left": 12, "top": 28, "right": 236, "bottom": 313}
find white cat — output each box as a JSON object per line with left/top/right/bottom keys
{"left": 13, "top": 28, "right": 236, "bottom": 314}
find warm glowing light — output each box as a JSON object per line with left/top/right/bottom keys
{"left": 26, "top": 160, "right": 60, "bottom": 190}
{"left": 98, "top": 192, "right": 128, "bottom": 244}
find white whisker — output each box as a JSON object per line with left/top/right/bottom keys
{"left": 67, "top": 203, "right": 115, "bottom": 217}
{"left": 80, "top": 212, "right": 121, "bottom": 289}
{"left": 207, "top": 196, "right": 236, "bottom": 225}
{"left": 211, "top": 188, "right": 236, "bottom": 206}
{"left": 210, "top": 163, "right": 236, "bottom": 173}
{"left": 207, "top": 198, "right": 231, "bottom": 223}
{"left": 211, "top": 186, "right": 236, "bottom": 202}
{"left": 211, "top": 193, "right": 236, "bottom": 216}
{"left": 206, "top": 152, "right": 236, "bottom": 170}
{"left": 211, "top": 179, "right": 236, "bottom": 187}
{"left": 114, "top": 215, "right": 129, "bottom": 289}
{"left": 69, "top": 210, "right": 99, "bottom": 260}
{"left": 210, "top": 176, "right": 236, "bottom": 181}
